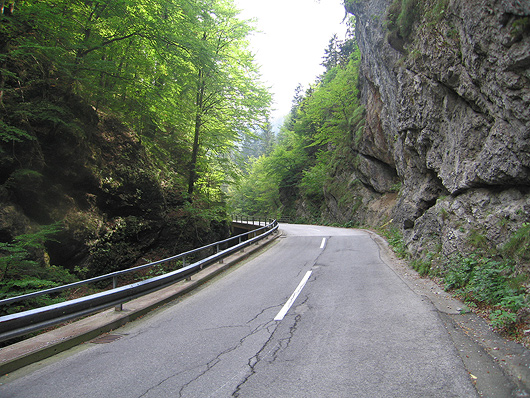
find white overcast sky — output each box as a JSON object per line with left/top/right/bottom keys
{"left": 234, "top": 0, "right": 348, "bottom": 122}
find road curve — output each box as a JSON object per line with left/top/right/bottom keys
{"left": 0, "top": 224, "right": 479, "bottom": 397}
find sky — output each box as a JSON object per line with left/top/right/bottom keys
{"left": 234, "top": 0, "right": 348, "bottom": 124}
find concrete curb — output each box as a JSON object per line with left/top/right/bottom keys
{"left": 0, "top": 231, "right": 281, "bottom": 376}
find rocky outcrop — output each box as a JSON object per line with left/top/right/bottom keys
{"left": 344, "top": 0, "right": 530, "bottom": 260}
{"left": 0, "top": 90, "right": 229, "bottom": 277}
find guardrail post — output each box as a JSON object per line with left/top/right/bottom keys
{"left": 113, "top": 276, "right": 123, "bottom": 311}
{"left": 183, "top": 255, "right": 191, "bottom": 280}
{"left": 217, "top": 244, "right": 224, "bottom": 263}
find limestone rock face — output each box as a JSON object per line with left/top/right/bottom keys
{"left": 345, "top": 0, "right": 530, "bottom": 257}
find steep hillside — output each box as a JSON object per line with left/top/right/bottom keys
{"left": 344, "top": 0, "right": 530, "bottom": 263}
{"left": 0, "top": 88, "right": 229, "bottom": 279}
{"left": 0, "top": 0, "right": 271, "bottom": 297}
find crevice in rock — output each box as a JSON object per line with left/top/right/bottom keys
{"left": 359, "top": 152, "right": 399, "bottom": 177}
{"left": 451, "top": 182, "right": 530, "bottom": 198}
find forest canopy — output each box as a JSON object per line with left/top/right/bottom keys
{"left": 0, "top": 0, "right": 272, "bottom": 302}
{"left": 0, "top": 0, "right": 271, "bottom": 202}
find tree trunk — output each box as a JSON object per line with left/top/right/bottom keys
{"left": 187, "top": 70, "right": 206, "bottom": 197}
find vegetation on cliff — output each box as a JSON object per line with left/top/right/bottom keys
{"left": 0, "top": 0, "right": 270, "bottom": 302}
{"left": 233, "top": 0, "right": 530, "bottom": 337}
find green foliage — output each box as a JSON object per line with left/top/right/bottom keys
{"left": 230, "top": 22, "right": 364, "bottom": 220}
{"left": 443, "top": 255, "right": 522, "bottom": 304}
{"left": 511, "top": 17, "right": 530, "bottom": 38}
{"left": 443, "top": 255, "right": 475, "bottom": 291}
{"left": 467, "top": 229, "right": 489, "bottom": 252}
{"left": 425, "top": 0, "right": 449, "bottom": 23}
{"left": 466, "top": 259, "right": 518, "bottom": 304}
{"left": 1, "top": 0, "right": 270, "bottom": 210}
{"left": 139, "top": 262, "right": 180, "bottom": 280}
{"left": 300, "top": 151, "right": 332, "bottom": 201}
{"left": 0, "top": 224, "right": 59, "bottom": 280}
{"left": 442, "top": 253, "right": 527, "bottom": 329}
{"left": 5, "top": 168, "right": 43, "bottom": 188}
{"left": 0, "top": 277, "right": 64, "bottom": 315}
{"left": 397, "top": 0, "right": 420, "bottom": 38}
{"left": 229, "top": 155, "right": 282, "bottom": 217}
{"left": 503, "top": 222, "right": 530, "bottom": 264}
{"left": 87, "top": 216, "right": 147, "bottom": 277}
{"left": 0, "top": 224, "right": 77, "bottom": 314}
{"left": 382, "top": 227, "right": 408, "bottom": 259}
{"left": 489, "top": 309, "right": 517, "bottom": 329}
{"left": 411, "top": 258, "right": 431, "bottom": 276}
{"left": 0, "top": 120, "right": 35, "bottom": 142}
{"left": 185, "top": 1, "right": 272, "bottom": 197}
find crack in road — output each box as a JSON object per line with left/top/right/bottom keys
{"left": 136, "top": 364, "right": 205, "bottom": 398}
{"left": 174, "top": 317, "right": 279, "bottom": 397}
{"left": 232, "top": 296, "right": 309, "bottom": 397}
{"left": 173, "top": 291, "right": 310, "bottom": 398}
{"left": 246, "top": 305, "right": 281, "bottom": 325}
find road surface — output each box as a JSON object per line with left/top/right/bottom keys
{"left": 0, "top": 224, "right": 480, "bottom": 397}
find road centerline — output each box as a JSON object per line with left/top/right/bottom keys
{"left": 274, "top": 271, "right": 313, "bottom": 321}
{"left": 320, "top": 237, "right": 326, "bottom": 249}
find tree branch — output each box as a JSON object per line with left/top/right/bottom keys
{"left": 78, "top": 32, "right": 139, "bottom": 57}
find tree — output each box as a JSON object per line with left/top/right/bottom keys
{"left": 186, "top": 1, "right": 271, "bottom": 198}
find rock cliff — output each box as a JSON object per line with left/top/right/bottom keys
{"left": 0, "top": 89, "right": 229, "bottom": 277}
{"left": 344, "top": 0, "right": 530, "bottom": 262}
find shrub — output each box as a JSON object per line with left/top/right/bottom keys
{"left": 504, "top": 222, "right": 530, "bottom": 264}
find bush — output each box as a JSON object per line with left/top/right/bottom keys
{"left": 504, "top": 222, "right": 530, "bottom": 264}
{"left": 443, "top": 254, "right": 527, "bottom": 329}
{"left": 444, "top": 255, "right": 523, "bottom": 306}
{"left": 385, "top": 0, "right": 421, "bottom": 39}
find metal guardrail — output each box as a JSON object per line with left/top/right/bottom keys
{"left": 232, "top": 215, "right": 272, "bottom": 225}
{"left": 0, "top": 220, "right": 279, "bottom": 343}
{"left": 233, "top": 215, "right": 295, "bottom": 224}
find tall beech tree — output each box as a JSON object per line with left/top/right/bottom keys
{"left": 186, "top": 1, "right": 271, "bottom": 197}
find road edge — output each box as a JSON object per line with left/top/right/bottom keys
{"left": 0, "top": 231, "right": 281, "bottom": 376}
{"left": 365, "top": 229, "right": 530, "bottom": 397}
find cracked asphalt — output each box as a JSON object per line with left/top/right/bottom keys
{"left": 0, "top": 224, "right": 521, "bottom": 397}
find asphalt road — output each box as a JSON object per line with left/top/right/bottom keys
{"left": 0, "top": 224, "right": 480, "bottom": 397}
